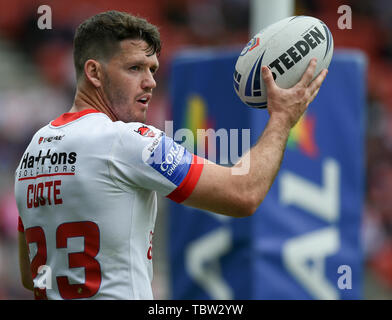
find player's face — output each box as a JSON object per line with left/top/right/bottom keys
{"left": 101, "top": 39, "right": 159, "bottom": 123}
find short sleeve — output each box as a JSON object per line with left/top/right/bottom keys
{"left": 109, "top": 122, "right": 204, "bottom": 202}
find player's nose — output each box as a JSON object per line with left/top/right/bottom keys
{"left": 141, "top": 71, "right": 156, "bottom": 90}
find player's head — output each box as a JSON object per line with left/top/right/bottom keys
{"left": 73, "top": 10, "right": 161, "bottom": 123}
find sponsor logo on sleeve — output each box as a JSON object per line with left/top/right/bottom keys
{"left": 135, "top": 126, "right": 155, "bottom": 138}
{"left": 143, "top": 135, "right": 192, "bottom": 186}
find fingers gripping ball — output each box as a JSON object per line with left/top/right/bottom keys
{"left": 233, "top": 16, "right": 334, "bottom": 108}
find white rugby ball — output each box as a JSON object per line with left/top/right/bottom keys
{"left": 233, "top": 16, "right": 334, "bottom": 108}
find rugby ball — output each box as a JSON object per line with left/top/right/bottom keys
{"left": 233, "top": 16, "right": 334, "bottom": 108}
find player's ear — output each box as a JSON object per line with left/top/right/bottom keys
{"left": 84, "top": 59, "right": 103, "bottom": 88}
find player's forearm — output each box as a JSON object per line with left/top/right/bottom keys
{"left": 184, "top": 115, "right": 292, "bottom": 217}
{"left": 233, "top": 115, "right": 291, "bottom": 211}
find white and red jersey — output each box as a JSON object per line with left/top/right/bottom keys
{"left": 14, "top": 109, "right": 204, "bottom": 300}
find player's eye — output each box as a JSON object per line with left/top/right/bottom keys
{"left": 129, "top": 65, "right": 140, "bottom": 71}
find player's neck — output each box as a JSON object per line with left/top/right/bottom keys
{"left": 70, "top": 84, "right": 118, "bottom": 121}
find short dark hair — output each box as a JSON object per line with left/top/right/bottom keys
{"left": 73, "top": 10, "right": 161, "bottom": 80}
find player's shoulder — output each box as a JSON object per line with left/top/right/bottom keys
{"left": 114, "top": 121, "right": 162, "bottom": 138}
{"left": 27, "top": 123, "right": 53, "bottom": 147}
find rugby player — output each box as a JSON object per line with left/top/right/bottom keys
{"left": 15, "top": 11, "right": 327, "bottom": 299}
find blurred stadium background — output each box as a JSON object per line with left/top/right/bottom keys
{"left": 0, "top": 0, "right": 391, "bottom": 299}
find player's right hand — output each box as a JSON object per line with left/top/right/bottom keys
{"left": 262, "top": 58, "right": 328, "bottom": 129}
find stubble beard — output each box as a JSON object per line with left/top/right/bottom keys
{"left": 101, "top": 74, "right": 145, "bottom": 124}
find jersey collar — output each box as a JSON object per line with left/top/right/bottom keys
{"left": 51, "top": 109, "right": 102, "bottom": 127}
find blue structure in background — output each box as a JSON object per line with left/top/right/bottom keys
{"left": 168, "top": 49, "right": 366, "bottom": 300}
